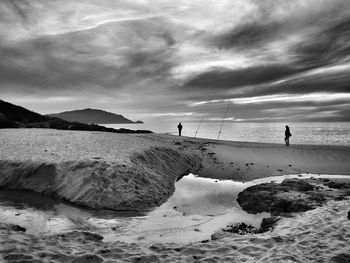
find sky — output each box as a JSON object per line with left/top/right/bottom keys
{"left": 0, "top": 0, "right": 350, "bottom": 123}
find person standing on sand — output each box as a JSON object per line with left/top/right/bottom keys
{"left": 285, "top": 125, "right": 292, "bottom": 146}
{"left": 177, "top": 122, "right": 183, "bottom": 136}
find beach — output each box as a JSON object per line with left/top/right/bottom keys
{"left": 2, "top": 0, "right": 350, "bottom": 261}
{"left": 0, "top": 128, "right": 350, "bottom": 262}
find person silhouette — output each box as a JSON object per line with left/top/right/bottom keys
{"left": 177, "top": 122, "right": 183, "bottom": 136}
{"left": 285, "top": 125, "right": 292, "bottom": 146}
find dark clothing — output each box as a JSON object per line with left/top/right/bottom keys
{"left": 177, "top": 123, "right": 183, "bottom": 136}
{"left": 285, "top": 131, "right": 291, "bottom": 137}
{"left": 285, "top": 127, "right": 291, "bottom": 146}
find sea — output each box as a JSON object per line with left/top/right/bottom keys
{"left": 102, "top": 122, "right": 350, "bottom": 146}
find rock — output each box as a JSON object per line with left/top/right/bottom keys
{"left": 237, "top": 179, "right": 323, "bottom": 216}
{"left": 280, "top": 179, "right": 314, "bottom": 191}
{"left": 223, "top": 223, "right": 258, "bottom": 235}
{"left": 327, "top": 181, "right": 350, "bottom": 189}
{"left": 10, "top": 224, "right": 26, "bottom": 232}
{"left": 259, "top": 217, "right": 281, "bottom": 233}
{"left": 221, "top": 217, "right": 280, "bottom": 236}
{"left": 71, "top": 255, "right": 103, "bottom": 263}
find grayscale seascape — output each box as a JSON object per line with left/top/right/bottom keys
{"left": 0, "top": 0, "right": 350, "bottom": 262}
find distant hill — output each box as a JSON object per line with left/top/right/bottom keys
{"left": 0, "top": 100, "right": 150, "bottom": 134}
{"left": 47, "top": 108, "right": 143, "bottom": 124}
{"left": 0, "top": 100, "right": 48, "bottom": 128}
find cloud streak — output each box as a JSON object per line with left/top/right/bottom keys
{"left": 0, "top": 0, "right": 349, "bottom": 122}
{"left": 191, "top": 93, "right": 350, "bottom": 106}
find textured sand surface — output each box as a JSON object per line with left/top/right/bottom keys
{"left": 1, "top": 129, "right": 350, "bottom": 211}
{"left": 0, "top": 129, "right": 199, "bottom": 210}
{"left": 1, "top": 129, "right": 350, "bottom": 262}
{"left": 163, "top": 135, "right": 350, "bottom": 180}
{"left": 0, "top": 183, "right": 349, "bottom": 263}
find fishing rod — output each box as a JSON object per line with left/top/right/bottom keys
{"left": 217, "top": 101, "right": 231, "bottom": 139}
{"left": 194, "top": 114, "right": 206, "bottom": 138}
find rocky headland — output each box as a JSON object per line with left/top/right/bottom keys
{"left": 0, "top": 100, "right": 150, "bottom": 134}
{"left": 47, "top": 108, "right": 143, "bottom": 124}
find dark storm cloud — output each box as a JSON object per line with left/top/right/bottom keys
{"left": 210, "top": 0, "right": 350, "bottom": 51}
{"left": 0, "top": 0, "right": 349, "bottom": 122}
{"left": 233, "top": 66, "right": 350, "bottom": 99}
{"left": 211, "top": 21, "right": 282, "bottom": 50}
{"left": 0, "top": 40, "right": 119, "bottom": 92}
{"left": 294, "top": 18, "right": 350, "bottom": 68}
{"left": 0, "top": 16, "right": 176, "bottom": 95}
{"left": 178, "top": 0, "right": 350, "bottom": 123}
{"left": 183, "top": 64, "right": 301, "bottom": 90}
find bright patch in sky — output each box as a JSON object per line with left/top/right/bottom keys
{"left": 191, "top": 93, "right": 350, "bottom": 106}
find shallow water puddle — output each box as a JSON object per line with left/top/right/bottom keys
{"left": 0, "top": 190, "right": 143, "bottom": 235}
{"left": 102, "top": 174, "right": 268, "bottom": 244}
{"left": 104, "top": 173, "right": 350, "bottom": 244}
{"left": 0, "top": 173, "right": 348, "bottom": 244}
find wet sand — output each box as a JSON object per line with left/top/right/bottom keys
{"left": 0, "top": 174, "right": 349, "bottom": 262}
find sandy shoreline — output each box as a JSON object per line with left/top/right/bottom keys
{"left": 177, "top": 135, "right": 350, "bottom": 181}
{"left": 1, "top": 128, "right": 349, "bottom": 211}
{"left": 141, "top": 133, "right": 350, "bottom": 181}
{"left": 0, "top": 128, "right": 350, "bottom": 262}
